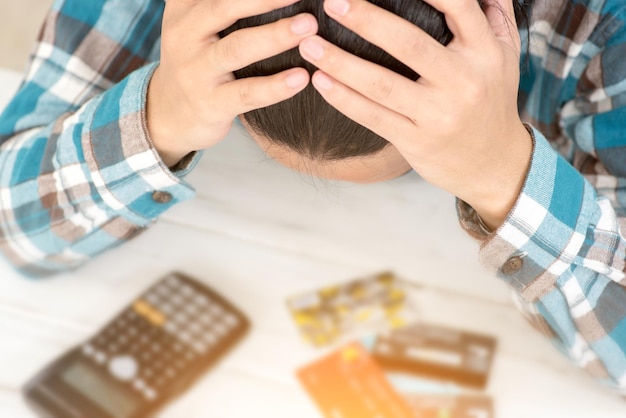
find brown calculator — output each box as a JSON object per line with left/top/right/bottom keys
{"left": 23, "top": 271, "right": 250, "bottom": 418}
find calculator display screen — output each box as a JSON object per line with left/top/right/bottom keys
{"left": 61, "top": 360, "right": 139, "bottom": 418}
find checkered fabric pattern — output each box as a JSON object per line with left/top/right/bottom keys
{"left": 458, "top": 0, "right": 626, "bottom": 393}
{"left": 0, "top": 0, "right": 199, "bottom": 276}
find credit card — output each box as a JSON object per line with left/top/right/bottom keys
{"left": 371, "top": 323, "right": 497, "bottom": 389}
{"left": 402, "top": 393, "right": 494, "bottom": 418}
{"left": 296, "top": 342, "right": 414, "bottom": 418}
{"left": 286, "top": 272, "right": 417, "bottom": 347}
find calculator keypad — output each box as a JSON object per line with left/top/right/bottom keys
{"left": 79, "top": 273, "right": 248, "bottom": 402}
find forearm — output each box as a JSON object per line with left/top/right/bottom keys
{"left": 0, "top": 64, "right": 198, "bottom": 276}
{"left": 0, "top": 0, "right": 199, "bottom": 276}
{"left": 459, "top": 127, "right": 626, "bottom": 389}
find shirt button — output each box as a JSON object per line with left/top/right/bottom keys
{"left": 502, "top": 256, "right": 523, "bottom": 275}
{"left": 152, "top": 191, "right": 173, "bottom": 204}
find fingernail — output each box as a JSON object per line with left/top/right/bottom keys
{"left": 326, "top": 0, "right": 350, "bottom": 16}
{"left": 313, "top": 72, "right": 333, "bottom": 91}
{"left": 291, "top": 15, "right": 312, "bottom": 35}
{"left": 301, "top": 39, "right": 324, "bottom": 60}
{"left": 286, "top": 71, "right": 308, "bottom": 88}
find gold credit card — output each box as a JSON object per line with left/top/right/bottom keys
{"left": 287, "top": 272, "right": 418, "bottom": 347}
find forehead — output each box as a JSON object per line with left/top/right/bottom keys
{"left": 241, "top": 121, "right": 412, "bottom": 184}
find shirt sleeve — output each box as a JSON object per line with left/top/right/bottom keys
{"left": 0, "top": 0, "right": 199, "bottom": 277}
{"left": 457, "top": 13, "right": 626, "bottom": 391}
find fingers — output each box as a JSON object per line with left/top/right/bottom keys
{"left": 299, "top": 36, "right": 421, "bottom": 117}
{"left": 482, "top": 0, "right": 520, "bottom": 49}
{"left": 210, "top": 13, "right": 318, "bottom": 75}
{"left": 413, "top": 0, "right": 491, "bottom": 45}
{"left": 169, "top": 0, "right": 303, "bottom": 34}
{"left": 214, "top": 68, "right": 310, "bottom": 117}
{"left": 311, "top": 71, "right": 415, "bottom": 148}
{"left": 321, "top": 0, "right": 450, "bottom": 81}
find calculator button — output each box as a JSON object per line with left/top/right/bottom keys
{"left": 164, "top": 322, "right": 178, "bottom": 334}
{"left": 185, "top": 304, "right": 198, "bottom": 315}
{"left": 193, "top": 342, "right": 207, "bottom": 353}
{"left": 174, "top": 312, "right": 188, "bottom": 323}
{"left": 213, "top": 324, "right": 228, "bottom": 336}
{"left": 189, "top": 323, "right": 202, "bottom": 334}
{"left": 144, "top": 387, "right": 157, "bottom": 400}
{"left": 156, "top": 284, "right": 171, "bottom": 295}
{"left": 166, "top": 275, "right": 181, "bottom": 287}
{"left": 94, "top": 351, "right": 107, "bottom": 364}
{"left": 210, "top": 305, "right": 224, "bottom": 315}
{"left": 224, "top": 314, "right": 239, "bottom": 327}
{"left": 181, "top": 285, "right": 194, "bottom": 297}
{"left": 171, "top": 294, "right": 185, "bottom": 306}
{"left": 133, "top": 300, "right": 151, "bottom": 316}
{"left": 82, "top": 344, "right": 95, "bottom": 357}
{"left": 194, "top": 295, "right": 209, "bottom": 306}
{"left": 147, "top": 310, "right": 166, "bottom": 326}
{"left": 203, "top": 333, "right": 217, "bottom": 345}
{"left": 133, "top": 379, "right": 147, "bottom": 391}
{"left": 109, "top": 355, "right": 139, "bottom": 381}
{"left": 146, "top": 293, "right": 160, "bottom": 305}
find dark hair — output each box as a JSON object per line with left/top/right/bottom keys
{"left": 221, "top": 0, "right": 528, "bottom": 161}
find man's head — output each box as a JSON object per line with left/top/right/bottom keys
{"left": 221, "top": 0, "right": 521, "bottom": 183}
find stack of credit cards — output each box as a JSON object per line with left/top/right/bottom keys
{"left": 286, "top": 272, "right": 418, "bottom": 347}
{"left": 291, "top": 273, "right": 497, "bottom": 418}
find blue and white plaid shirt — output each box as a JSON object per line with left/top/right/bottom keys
{"left": 2, "top": 0, "right": 626, "bottom": 393}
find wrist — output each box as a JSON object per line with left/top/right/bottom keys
{"left": 146, "top": 67, "right": 194, "bottom": 168}
{"left": 469, "top": 123, "right": 534, "bottom": 231}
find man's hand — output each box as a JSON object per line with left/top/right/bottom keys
{"left": 300, "top": 0, "right": 532, "bottom": 230}
{"left": 148, "top": 0, "right": 317, "bottom": 167}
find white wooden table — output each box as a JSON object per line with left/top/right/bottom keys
{"left": 0, "top": 67, "right": 624, "bottom": 418}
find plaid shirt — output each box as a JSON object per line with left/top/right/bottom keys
{"left": 459, "top": 0, "right": 626, "bottom": 392}
{"left": 2, "top": 0, "right": 626, "bottom": 393}
{"left": 0, "top": 0, "right": 199, "bottom": 275}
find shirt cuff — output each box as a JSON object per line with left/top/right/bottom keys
{"left": 82, "top": 62, "right": 199, "bottom": 225}
{"left": 458, "top": 126, "right": 601, "bottom": 302}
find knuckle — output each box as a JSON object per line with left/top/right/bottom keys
{"left": 462, "top": 79, "right": 488, "bottom": 104}
{"left": 237, "top": 83, "right": 263, "bottom": 108}
{"left": 437, "top": 111, "right": 461, "bottom": 134}
{"left": 323, "top": 47, "right": 340, "bottom": 70}
{"left": 369, "top": 76, "right": 394, "bottom": 100}
{"left": 403, "top": 36, "right": 426, "bottom": 60}
{"left": 367, "top": 107, "right": 385, "bottom": 128}
{"left": 237, "top": 85, "right": 255, "bottom": 106}
{"left": 352, "top": 4, "right": 375, "bottom": 32}
{"left": 219, "top": 36, "right": 244, "bottom": 64}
